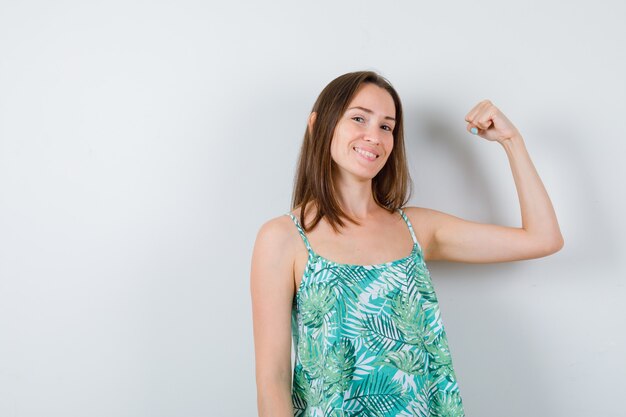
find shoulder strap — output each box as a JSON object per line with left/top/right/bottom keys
{"left": 286, "top": 213, "right": 314, "bottom": 255}
{"left": 397, "top": 208, "right": 421, "bottom": 250}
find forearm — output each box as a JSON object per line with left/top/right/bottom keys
{"left": 501, "top": 134, "right": 564, "bottom": 249}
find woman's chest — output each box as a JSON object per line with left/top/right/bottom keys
{"left": 293, "top": 233, "right": 416, "bottom": 291}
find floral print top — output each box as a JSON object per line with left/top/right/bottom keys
{"left": 287, "top": 208, "right": 464, "bottom": 417}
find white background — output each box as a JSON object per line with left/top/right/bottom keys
{"left": 1, "top": 1, "right": 624, "bottom": 416}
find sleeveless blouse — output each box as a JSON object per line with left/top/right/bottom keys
{"left": 286, "top": 208, "right": 464, "bottom": 417}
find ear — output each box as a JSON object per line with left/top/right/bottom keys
{"left": 307, "top": 112, "right": 317, "bottom": 135}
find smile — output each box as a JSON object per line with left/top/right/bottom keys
{"left": 353, "top": 147, "right": 379, "bottom": 161}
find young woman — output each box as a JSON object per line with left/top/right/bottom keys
{"left": 250, "top": 71, "right": 563, "bottom": 416}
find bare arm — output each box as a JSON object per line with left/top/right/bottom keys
{"left": 250, "top": 217, "right": 295, "bottom": 416}
{"left": 423, "top": 100, "right": 564, "bottom": 263}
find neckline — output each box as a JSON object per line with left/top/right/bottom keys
{"left": 287, "top": 209, "right": 420, "bottom": 268}
{"left": 307, "top": 243, "right": 418, "bottom": 268}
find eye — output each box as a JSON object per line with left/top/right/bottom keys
{"left": 352, "top": 116, "right": 365, "bottom": 123}
{"left": 381, "top": 125, "right": 393, "bottom": 132}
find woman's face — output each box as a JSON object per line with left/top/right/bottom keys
{"left": 330, "top": 83, "right": 396, "bottom": 182}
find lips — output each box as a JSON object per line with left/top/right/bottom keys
{"left": 353, "top": 146, "right": 379, "bottom": 161}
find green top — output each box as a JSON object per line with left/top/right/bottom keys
{"left": 286, "top": 208, "right": 464, "bottom": 417}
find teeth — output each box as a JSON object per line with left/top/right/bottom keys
{"left": 354, "top": 147, "right": 377, "bottom": 159}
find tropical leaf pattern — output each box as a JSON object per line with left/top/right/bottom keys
{"left": 287, "top": 208, "right": 464, "bottom": 417}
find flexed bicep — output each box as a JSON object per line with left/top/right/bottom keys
{"left": 424, "top": 208, "right": 562, "bottom": 264}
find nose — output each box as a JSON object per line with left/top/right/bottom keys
{"left": 364, "top": 126, "right": 382, "bottom": 144}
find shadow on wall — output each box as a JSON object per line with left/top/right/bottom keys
{"left": 530, "top": 121, "right": 619, "bottom": 270}
{"left": 405, "top": 104, "right": 615, "bottom": 275}
{"left": 406, "top": 104, "right": 510, "bottom": 225}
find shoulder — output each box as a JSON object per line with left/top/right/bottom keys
{"left": 251, "top": 213, "right": 299, "bottom": 287}
{"left": 400, "top": 205, "right": 436, "bottom": 236}
{"left": 254, "top": 213, "right": 299, "bottom": 256}
{"left": 402, "top": 205, "right": 464, "bottom": 229}
{"left": 402, "top": 205, "right": 478, "bottom": 261}
{"left": 402, "top": 205, "right": 443, "bottom": 220}
{"left": 401, "top": 206, "right": 444, "bottom": 260}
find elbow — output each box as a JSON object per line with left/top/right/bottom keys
{"left": 255, "top": 374, "right": 293, "bottom": 417}
{"left": 542, "top": 233, "right": 565, "bottom": 256}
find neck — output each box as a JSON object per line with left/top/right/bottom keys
{"left": 333, "top": 175, "right": 379, "bottom": 220}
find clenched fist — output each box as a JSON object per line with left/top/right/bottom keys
{"left": 465, "top": 100, "right": 521, "bottom": 144}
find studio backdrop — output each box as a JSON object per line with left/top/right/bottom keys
{"left": 0, "top": 1, "right": 624, "bottom": 416}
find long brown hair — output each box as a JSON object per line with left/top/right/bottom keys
{"left": 291, "top": 71, "right": 412, "bottom": 233}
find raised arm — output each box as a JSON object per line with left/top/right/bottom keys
{"left": 250, "top": 217, "right": 296, "bottom": 416}
{"left": 420, "top": 100, "right": 564, "bottom": 264}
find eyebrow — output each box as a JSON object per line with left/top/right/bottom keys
{"left": 347, "top": 106, "right": 396, "bottom": 122}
